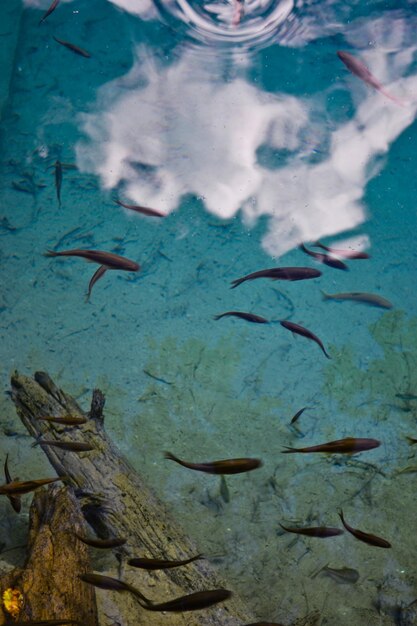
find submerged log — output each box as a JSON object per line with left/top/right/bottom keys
{"left": 0, "top": 485, "right": 98, "bottom": 625}
{"left": 10, "top": 370, "right": 255, "bottom": 626}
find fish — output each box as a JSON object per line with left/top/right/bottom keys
{"left": 4, "top": 454, "right": 21, "bottom": 513}
{"left": 137, "top": 589, "right": 232, "bottom": 612}
{"left": 165, "top": 452, "right": 262, "bottom": 474}
{"left": 315, "top": 564, "right": 360, "bottom": 584}
{"left": 86, "top": 265, "right": 108, "bottom": 302}
{"left": 299, "top": 243, "right": 348, "bottom": 271}
{"left": 38, "top": 415, "right": 87, "bottom": 425}
{"left": 280, "top": 320, "right": 331, "bottom": 359}
{"left": 231, "top": 267, "right": 321, "bottom": 288}
{"left": 396, "top": 393, "right": 417, "bottom": 401}
{"left": 44, "top": 249, "right": 140, "bottom": 271}
{"left": 74, "top": 533, "right": 127, "bottom": 549}
{"left": 337, "top": 51, "right": 403, "bottom": 106}
{"left": 79, "top": 573, "right": 150, "bottom": 603}
{"left": 32, "top": 440, "right": 94, "bottom": 452}
{"left": 38, "top": 0, "right": 60, "bottom": 25}
{"left": 54, "top": 160, "right": 62, "bottom": 207}
{"left": 338, "top": 510, "right": 391, "bottom": 548}
{"left": 279, "top": 524, "right": 343, "bottom": 538}
{"left": 127, "top": 554, "right": 204, "bottom": 570}
{"left": 321, "top": 291, "right": 393, "bottom": 309}
{"left": 115, "top": 199, "right": 166, "bottom": 218}
{"left": 213, "top": 311, "right": 269, "bottom": 324}
{"left": 282, "top": 437, "right": 381, "bottom": 454}
{"left": 0, "top": 476, "right": 67, "bottom": 496}
{"left": 53, "top": 36, "right": 91, "bottom": 58}
{"left": 290, "top": 407, "right": 309, "bottom": 425}
{"left": 313, "top": 241, "right": 370, "bottom": 260}
{"left": 219, "top": 474, "right": 230, "bottom": 503}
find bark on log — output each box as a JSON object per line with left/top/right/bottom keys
{"left": 0, "top": 485, "right": 98, "bottom": 625}
{"left": 9, "top": 371, "right": 255, "bottom": 626}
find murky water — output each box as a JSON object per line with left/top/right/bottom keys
{"left": 1, "top": 0, "right": 417, "bottom": 624}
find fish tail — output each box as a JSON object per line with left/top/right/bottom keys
{"left": 31, "top": 435, "right": 43, "bottom": 448}
{"left": 164, "top": 451, "right": 179, "bottom": 463}
{"left": 213, "top": 314, "right": 224, "bottom": 320}
{"left": 44, "top": 249, "right": 59, "bottom": 257}
{"left": 230, "top": 279, "right": 242, "bottom": 289}
{"left": 281, "top": 447, "right": 297, "bottom": 453}
{"left": 320, "top": 290, "right": 331, "bottom": 300}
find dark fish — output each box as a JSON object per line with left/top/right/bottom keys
{"left": 280, "top": 319, "right": 330, "bottom": 359}
{"left": 214, "top": 311, "right": 268, "bottom": 324}
{"left": 128, "top": 554, "right": 204, "bottom": 570}
{"left": 396, "top": 393, "right": 417, "bottom": 401}
{"left": 299, "top": 243, "right": 348, "bottom": 271}
{"left": 115, "top": 199, "right": 166, "bottom": 218}
{"left": 219, "top": 474, "right": 230, "bottom": 503}
{"left": 79, "top": 573, "right": 150, "bottom": 603}
{"left": 282, "top": 437, "right": 380, "bottom": 454}
{"left": 165, "top": 452, "right": 262, "bottom": 475}
{"left": 280, "top": 524, "right": 343, "bottom": 538}
{"left": 0, "top": 476, "right": 66, "bottom": 496}
{"left": 313, "top": 241, "right": 370, "bottom": 260}
{"left": 4, "top": 454, "right": 21, "bottom": 513}
{"left": 54, "top": 160, "right": 62, "bottom": 207}
{"left": 290, "top": 407, "right": 309, "bottom": 425}
{"left": 44, "top": 249, "right": 139, "bottom": 271}
{"left": 74, "top": 533, "right": 127, "bottom": 549}
{"left": 318, "top": 564, "right": 359, "bottom": 584}
{"left": 337, "top": 50, "right": 403, "bottom": 106}
{"left": 38, "top": 0, "right": 60, "bottom": 25}
{"left": 32, "top": 440, "right": 94, "bottom": 452}
{"left": 86, "top": 265, "right": 108, "bottom": 302}
{"left": 53, "top": 36, "right": 91, "bottom": 58}
{"left": 231, "top": 267, "right": 321, "bottom": 288}
{"left": 338, "top": 510, "right": 391, "bottom": 548}
{"left": 137, "top": 589, "right": 232, "bottom": 612}
{"left": 38, "top": 415, "right": 87, "bottom": 425}
{"left": 321, "top": 291, "right": 392, "bottom": 309}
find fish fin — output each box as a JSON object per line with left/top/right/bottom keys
{"left": 281, "top": 446, "right": 296, "bottom": 453}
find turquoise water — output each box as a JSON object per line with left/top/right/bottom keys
{"left": 1, "top": 0, "right": 417, "bottom": 623}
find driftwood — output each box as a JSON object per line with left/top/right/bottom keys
{"left": 0, "top": 484, "right": 98, "bottom": 625}
{"left": 9, "top": 370, "right": 255, "bottom": 626}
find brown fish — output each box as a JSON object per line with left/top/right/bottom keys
{"left": 79, "top": 573, "right": 150, "bottom": 603}
{"left": 321, "top": 291, "right": 392, "bottom": 309}
{"left": 279, "top": 524, "right": 343, "bottom": 538}
{"left": 0, "top": 476, "right": 66, "bottom": 496}
{"left": 282, "top": 437, "right": 380, "bottom": 454}
{"left": 53, "top": 36, "right": 91, "bottom": 58}
{"left": 45, "top": 249, "right": 139, "bottom": 271}
{"left": 165, "top": 452, "right": 262, "bottom": 474}
{"left": 313, "top": 241, "right": 370, "bottom": 260}
{"left": 213, "top": 311, "right": 268, "bottom": 324}
{"left": 74, "top": 533, "right": 127, "bottom": 549}
{"left": 115, "top": 199, "right": 166, "bottom": 218}
{"left": 38, "top": 0, "right": 60, "bottom": 25}
{"left": 86, "top": 265, "right": 108, "bottom": 302}
{"left": 128, "top": 554, "right": 203, "bottom": 570}
{"left": 55, "top": 160, "right": 62, "bottom": 207}
{"left": 338, "top": 510, "right": 391, "bottom": 548}
{"left": 38, "top": 415, "right": 87, "bottom": 425}
{"left": 4, "top": 454, "right": 21, "bottom": 513}
{"left": 337, "top": 50, "right": 403, "bottom": 106}
{"left": 137, "top": 589, "right": 232, "bottom": 612}
{"left": 280, "top": 319, "right": 330, "bottom": 359}
{"left": 32, "top": 440, "right": 94, "bottom": 452}
{"left": 231, "top": 267, "right": 321, "bottom": 288}
{"left": 299, "top": 243, "right": 348, "bottom": 271}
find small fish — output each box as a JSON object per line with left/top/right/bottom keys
{"left": 219, "top": 474, "right": 230, "bottom": 503}
{"left": 165, "top": 452, "right": 262, "bottom": 475}
{"left": 137, "top": 589, "right": 232, "bottom": 612}
{"left": 280, "top": 320, "right": 330, "bottom": 359}
{"left": 32, "top": 440, "right": 94, "bottom": 452}
{"left": 86, "top": 265, "right": 108, "bottom": 302}
{"left": 79, "top": 573, "right": 150, "bottom": 603}
{"left": 74, "top": 533, "right": 127, "bottom": 549}
{"left": 128, "top": 554, "right": 204, "bottom": 570}
{"left": 214, "top": 311, "right": 268, "bottom": 324}
{"left": 231, "top": 267, "right": 321, "bottom": 288}
{"left": 313, "top": 241, "right": 370, "bottom": 260}
{"left": 38, "top": 415, "right": 87, "bottom": 425}
{"left": 54, "top": 160, "right": 62, "bottom": 207}
{"left": 338, "top": 510, "right": 391, "bottom": 548}
{"left": 318, "top": 564, "right": 359, "bottom": 584}
{"left": 282, "top": 437, "right": 380, "bottom": 454}
{"left": 337, "top": 50, "right": 403, "bottom": 106}
{"left": 53, "top": 36, "right": 91, "bottom": 58}
{"left": 299, "top": 243, "right": 348, "bottom": 271}
{"left": 38, "top": 0, "right": 60, "bottom": 25}
{"left": 321, "top": 291, "right": 392, "bottom": 309}
{"left": 0, "top": 476, "right": 66, "bottom": 496}
{"left": 396, "top": 393, "right": 417, "bottom": 401}
{"left": 4, "top": 454, "right": 21, "bottom": 513}
{"left": 115, "top": 199, "right": 166, "bottom": 218}
{"left": 44, "top": 249, "right": 139, "bottom": 271}
{"left": 279, "top": 524, "right": 343, "bottom": 538}
{"left": 290, "top": 407, "right": 309, "bottom": 425}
